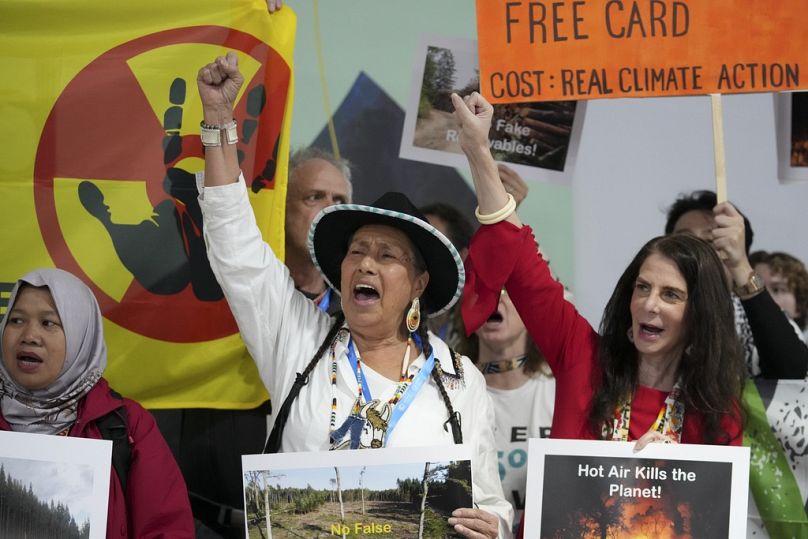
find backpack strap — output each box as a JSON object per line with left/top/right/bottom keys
{"left": 263, "top": 313, "right": 345, "bottom": 454}
{"left": 96, "top": 389, "right": 131, "bottom": 491}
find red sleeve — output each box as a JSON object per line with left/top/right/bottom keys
{"left": 125, "top": 400, "right": 195, "bottom": 538}
{"left": 464, "top": 222, "right": 603, "bottom": 440}
{"left": 463, "top": 222, "right": 600, "bottom": 375}
{"left": 681, "top": 400, "right": 743, "bottom": 446}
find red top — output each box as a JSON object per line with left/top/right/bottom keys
{"left": 0, "top": 378, "right": 194, "bottom": 538}
{"left": 463, "top": 223, "right": 742, "bottom": 539}
{"left": 462, "top": 221, "right": 742, "bottom": 445}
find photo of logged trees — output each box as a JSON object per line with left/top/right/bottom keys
{"left": 414, "top": 45, "right": 579, "bottom": 172}
{"left": 244, "top": 460, "right": 472, "bottom": 538}
{"left": 0, "top": 462, "right": 91, "bottom": 538}
{"left": 538, "top": 456, "right": 732, "bottom": 539}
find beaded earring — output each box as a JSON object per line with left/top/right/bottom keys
{"left": 399, "top": 298, "right": 421, "bottom": 379}
{"left": 406, "top": 297, "right": 421, "bottom": 333}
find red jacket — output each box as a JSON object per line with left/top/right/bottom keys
{"left": 464, "top": 224, "right": 743, "bottom": 539}
{"left": 463, "top": 222, "right": 743, "bottom": 444}
{"left": 0, "top": 378, "right": 194, "bottom": 538}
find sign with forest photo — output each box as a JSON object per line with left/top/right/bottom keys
{"left": 241, "top": 446, "right": 473, "bottom": 538}
{"left": 400, "top": 35, "right": 585, "bottom": 184}
{"left": 0, "top": 431, "right": 112, "bottom": 539}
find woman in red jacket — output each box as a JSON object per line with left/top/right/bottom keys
{"left": 0, "top": 268, "right": 194, "bottom": 538}
{"left": 451, "top": 92, "right": 745, "bottom": 536}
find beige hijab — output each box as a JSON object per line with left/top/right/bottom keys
{"left": 0, "top": 269, "right": 107, "bottom": 434}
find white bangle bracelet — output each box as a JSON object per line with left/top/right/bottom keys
{"left": 475, "top": 193, "right": 516, "bottom": 225}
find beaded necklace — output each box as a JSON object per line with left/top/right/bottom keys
{"left": 348, "top": 337, "right": 415, "bottom": 414}
{"left": 477, "top": 356, "right": 527, "bottom": 375}
{"left": 329, "top": 333, "right": 434, "bottom": 449}
{"left": 609, "top": 381, "right": 685, "bottom": 443}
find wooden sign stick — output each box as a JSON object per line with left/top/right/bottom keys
{"left": 710, "top": 93, "right": 728, "bottom": 203}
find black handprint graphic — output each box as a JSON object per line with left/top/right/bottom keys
{"left": 242, "top": 84, "right": 280, "bottom": 194}
{"left": 78, "top": 76, "right": 275, "bottom": 301}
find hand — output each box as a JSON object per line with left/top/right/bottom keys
{"left": 633, "top": 430, "right": 677, "bottom": 452}
{"left": 447, "top": 507, "right": 499, "bottom": 539}
{"left": 711, "top": 201, "right": 753, "bottom": 286}
{"left": 196, "top": 52, "right": 244, "bottom": 124}
{"left": 267, "top": 0, "right": 283, "bottom": 12}
{"left": 498, "top": 164, "right": 528, "bottom": 208}
{"left": 451, "top": 92, "right": 494, "bottom": 151}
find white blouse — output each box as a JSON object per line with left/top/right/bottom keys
{"left": 197, "top": 174, "right": 513, "bottom": 537}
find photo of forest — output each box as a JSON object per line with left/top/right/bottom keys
{"left": 243, "top": 459, "right": 472, "bottom": 539}
{"left": 413, "top": 44, "right": 578, "bottom": 172}
{"left": 0, "top": 458, "right": 92, "bottom": 538}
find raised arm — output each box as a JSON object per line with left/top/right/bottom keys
{"left": 450, "top": 92, "right": 522, "bottom": 228}
{"left": 197, "top": 52, "right": 242, "bottom": 187}
{"left": 713, "top": 202, "right": 808, "bottom": 378}
{"left": 453, "top": 93, "right": 598, "bottom": 378}
{"left": 195, "top": 53, "right": 329, "bottom": 399}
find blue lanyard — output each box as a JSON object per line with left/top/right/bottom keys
{"left": 386, "top": 334, "right": 435, "bottom": 444}
{"left": 436, "top": 321, "right": 449, "bottom": 341}
{"left": 346, "top": 332, "right": 436, "bottom": 446}
{"left": 317, "top": 288, "right": 331, "bottom": 312}
{"left": 346, "top": 338, "right": 372, "bottom": 401}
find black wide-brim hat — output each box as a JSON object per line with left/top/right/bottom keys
{"left": 308, "top": 192, "right": 465, "bottom": 317}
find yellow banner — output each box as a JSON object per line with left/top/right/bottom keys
{"left": 0, "top": 0, "right": 296, "bottom": 409}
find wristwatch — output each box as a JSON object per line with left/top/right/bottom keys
{"left": 734, "top": 272, "right": 765, "bottom": 299}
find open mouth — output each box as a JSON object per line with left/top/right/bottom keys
{"left": 484, "top": 310, "right": 504, "bottom": 325}
{"left": 17, "top": 352, "right": 43, "bottom": 364}
{"left": 353, "top": 284, "right": 380, "bottom": 304}
{"left": 16, "top": 352, "right": 43, "bottom": 372}
{"left": 639, "top": 323, "right": 663, "bottom": 337}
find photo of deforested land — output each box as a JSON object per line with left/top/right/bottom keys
{"left": 0, "top": 457, "right": 93, "bottom": 538}
{"left": 414, "top": 44, "right": 578, "bottom": 171}
{"left": 244, "top": 460, "right": 472, "bottom": 538}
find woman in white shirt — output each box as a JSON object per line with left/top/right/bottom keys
{"left": 195, "top": 52, "right": 512, "bottom": 538}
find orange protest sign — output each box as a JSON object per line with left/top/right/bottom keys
{"left": 476, "top": 0, "right": 806, "bottom": 103}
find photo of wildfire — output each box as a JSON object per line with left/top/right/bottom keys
{"left": 538, "top": 455, "right": 732, "bottom": 538}
{"left": 790, "top": 91, "right": 808, "bottom": 167}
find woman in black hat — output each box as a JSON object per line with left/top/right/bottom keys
{"left": 195, "top": 53, "right": 512, "bottom": 538}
